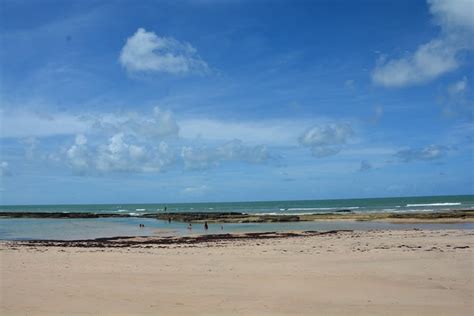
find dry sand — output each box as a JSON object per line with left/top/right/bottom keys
{"left": 1, "top": 229, "right": 473, "bottom": 315}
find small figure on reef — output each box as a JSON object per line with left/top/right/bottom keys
{"left": 164, "top": 206, "right": 167, "bottom": 212}
{"left": 221, "top": 225, "right": 224, "bottom": 230}
{"left": 204, "top": 221, "right": 209, "bottom": 230}
{"left": 139, "top": 224, "right": 144, "bottom": 228}
{"left": 168, "top": 217, "right": 171, "bottom": 223}
{"left": 187, "top": 223, "right": 192, "bottom": 230}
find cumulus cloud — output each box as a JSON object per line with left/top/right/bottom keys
{"left": 372, "top": 40, "right": 459, "bottom": 87}
{"left": 372, "top": 0, "right": 474, "bottom": 87}
{"left": 48, "top": 107, "right": 280, "bottom": 174}
{"left": 91, "top": 106, "right": 179, "bottom": 139}
{"left": 395, "top": 144, "right": 448, "bottom": 162}
{"left": 0, "top": 161, "right": 11, "bottom": 176}
{"left": 119, "top": 28, "right": 209, "bottom": 74}
{"left": 66, "top": 134, "right": 91, "bottom": 172}
{"left": 429, "top": 0, "right": 474, "bottom": 32}
{"left": 181, "top": 139, "right": 271, "bottom": 170}
{"left": 66, "top": 133, "right": 175, "bottom": 174}
{"left": 59, "top": 106, "right": 180, "bottom": 174}
{"left": 96, "top": 134, "right": 174, "bottom": 172}
{"left": 299, "top": 123, "right": 353, "bottom": 158}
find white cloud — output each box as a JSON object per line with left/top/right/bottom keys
{"left": 429, "top": 0, "right": 474, "bottom": 32}
{"left": 91, "top": 106, "right": 179, "bottom": 139}
{"left": 395, "top": 144, "right": 448, "bottom": 162}
{"left": 119, "top": 28, "right": 209, "bottom": 74}
{"left": 1, "top": 107, "right": 179, "bottom": 140}
{"left": 66, "top": 133, "right": 175, "bottom": 174}
{"left": 372, "top": 0, "right": 474, "bottom": 87}
{"left": 299, "top": 123, "right": 353, "bottom": 158}
{"left": 2, "top": 107, "right": 307, "bottom": 147}
{"left": 66, "top": 134, "right": 91, "bottom": 172}
{"left": 181, "top": 139, "right": 271, "bottom": 170}
{"left": 0, "top": 161, "right": 11, "bottom": 177}
{"left": 299, "top": 123, "right": 353, "bottom": 147}
{"left": 372, "top": 39, "right": 458, "bottom": 87}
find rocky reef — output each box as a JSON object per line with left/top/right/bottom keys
{"left": 1, "top": 209, "right": 473, "bottom": 223}
{"left": 155, "top": 212, "right": 300, "bottom": 223}
{"left": 5, "top": 230, "right": 352, "bottom": 248}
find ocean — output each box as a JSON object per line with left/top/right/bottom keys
{"left": 1, "top": 195, "right": 473, "bottom": 240}
{"left": 1, "top": 195, "right": 473, "bottom": 215}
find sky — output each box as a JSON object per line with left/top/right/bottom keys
{"left": 0, "top": 0, "right": 473, "bottom": 205}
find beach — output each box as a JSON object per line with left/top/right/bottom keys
{"left": 1, "top": 229, "right": 472, "bottom": 315}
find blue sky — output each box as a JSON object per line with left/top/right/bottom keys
{"left": 0, "top": 0, "right": 473, "bottom": 205}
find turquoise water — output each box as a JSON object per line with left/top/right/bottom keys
{"left": 1, "top": 218, "right": 472, "bottom": 241}
{"left": 1, "top": 195, "right": 473, "bottom": 240}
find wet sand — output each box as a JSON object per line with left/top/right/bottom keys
{"left": 1, "top": 229, "right": 473, "bottom": 315}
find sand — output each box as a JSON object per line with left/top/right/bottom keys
{"left": 1, "top": 229, "right": 473, "bottom": 315}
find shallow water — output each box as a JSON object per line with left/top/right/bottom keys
{"left": 0, "top": 217, "right": 472, "bottom": 240}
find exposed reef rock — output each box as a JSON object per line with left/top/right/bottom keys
{"left": 1, "top": 209, "right": 473, "bottom": 223}
{"left": 0, "top": 212, "right": 132, "bottom": 219}
{"left": 156, "top": 213, "right": 301, "bottom": 223}
{"left": 6, "top": 230, "right": 353, "bottom": 248}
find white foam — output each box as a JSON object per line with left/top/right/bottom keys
{"left": 406, "top": 203, "right": 461, "bottom": 207}
{"left": 287, "top": 207, "right": 359, "bottom": 211}
{"left": 135, "top": 208, "right": 147, "bottom": 211}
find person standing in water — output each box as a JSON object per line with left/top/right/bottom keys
{"left": 204, "top": 221, "right": 208, "bottom": 230}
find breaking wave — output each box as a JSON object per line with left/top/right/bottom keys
{"left": 406, "top": 203, "right": 461, "bottom": 207}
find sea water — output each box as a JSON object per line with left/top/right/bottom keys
{"left": 1, "top": 195, "right": 473, "bottom": 240}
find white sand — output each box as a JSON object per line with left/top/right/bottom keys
{"left": 1, "top": 229, "right": 473, "bottom": 315}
